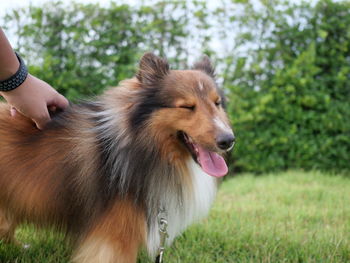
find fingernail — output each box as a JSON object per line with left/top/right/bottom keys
{"left": 49, "top": 105, "right": 57, "bottom": 112}
{"left": 10, "top": 107, "right": 17, "bottom": 117}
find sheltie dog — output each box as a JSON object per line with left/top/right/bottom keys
{"left": 0, "top": 53, "right": 234, "bottom": 262}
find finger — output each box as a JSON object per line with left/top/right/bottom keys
{"left": 10, "top": 107, "right": 17, "bottom": 117}
{"left": 33, "top": 109, "right": 51, "bottom": 130}
{"left": 49, "top": 105, "right": 57, "bottom": 112}
{"left": 52, "top": 94, "right": 69, "bottom": 110}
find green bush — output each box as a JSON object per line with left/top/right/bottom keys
{"left": 226, "top": 0, "right": 350, "bottom": 173}
{"left": 3, "top": 1, "right": 200, "bottom": 100}
{"left": 2, "top": 0, "right": 349, "bottom": 173}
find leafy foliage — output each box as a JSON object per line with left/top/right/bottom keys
{"left": 2, "top": 0, "right": 350, "bottom": 173}
{"left": 3, "top": 1, "right": 205, "bottom": 100}
{"left": 223, "top": 0, "right": 350, "bottom": 173}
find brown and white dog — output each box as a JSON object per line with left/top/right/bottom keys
{"left": 0, "top": 53, "right": 234, "bottom": 262}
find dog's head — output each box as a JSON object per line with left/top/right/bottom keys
{"left": 132, "top": 53, "right": 234, "bottom": 177}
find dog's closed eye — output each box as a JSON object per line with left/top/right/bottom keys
{"left": 179, "top": 105, "right": 196, "bottom": 111}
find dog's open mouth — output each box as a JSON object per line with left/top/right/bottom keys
{"left": 177, "top": 131, "right": 228, "bottom": 177}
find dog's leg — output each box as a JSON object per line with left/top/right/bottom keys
{"left": 0, "top": 209, "right": 19, "bottom": 245}
{"left": 72, "top": 200, "right": 146, "bottom": 263}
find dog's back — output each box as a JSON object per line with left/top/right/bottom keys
{"left": 0, "top": 99, "right": 149, "bottom": 262}
{"left": 0, "top": 103, "right": 98, "bottom": 231}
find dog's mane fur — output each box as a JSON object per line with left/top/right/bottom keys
{"left": 0, "top": 76, "right": 191, "bottom": 235}
{"left": 54, "top": 78, "right": 190, "bottom": 230}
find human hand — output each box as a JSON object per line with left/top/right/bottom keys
{"left": 0, "top": 74, "right": 69, "bottom": 129}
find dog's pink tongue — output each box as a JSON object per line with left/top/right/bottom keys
{"left": 196, "top": 145, "right": 228, "bottom": 177}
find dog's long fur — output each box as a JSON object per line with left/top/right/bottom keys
{"left": 0, "top": 53, "right": 233, "bottom": 262}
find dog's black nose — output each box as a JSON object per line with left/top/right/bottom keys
{"left": 216, "top": 133, "right": 235, "bottom": 150}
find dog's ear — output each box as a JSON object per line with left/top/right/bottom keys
{"left": 193, "top": 55, "right": 215, "bottom": 78}
{"left": 136, "top": 52, "right": 169, "bottom": 86}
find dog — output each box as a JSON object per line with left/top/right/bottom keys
{"left": 0, "top": 53, "right": 235, "bottom": 262}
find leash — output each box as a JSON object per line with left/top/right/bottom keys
{"left": 155, "top": 207, "right": 168, "bottom": 263}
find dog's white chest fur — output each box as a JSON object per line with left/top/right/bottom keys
{"left": 146, "top": 159, "right": 217, "bottom": 257}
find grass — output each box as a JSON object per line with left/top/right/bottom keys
{"left": 1, "top": 171, "right": 349, "bottom": 262}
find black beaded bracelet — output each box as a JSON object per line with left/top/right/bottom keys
{"left": 0, "top": 52, "right": 28, "bottom": 92}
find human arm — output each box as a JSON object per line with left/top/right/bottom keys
{"left": 0, "top": 28, "right": 68, "bottom": 129}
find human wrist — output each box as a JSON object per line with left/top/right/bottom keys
{"left": 0, "top": 52, "right": 28, "bottom": 92}
{"left": 0, "top": 53, "right": 19, "bottom": 81}
{"left": 0, "top": 73, "right": 31, "bottom": 96}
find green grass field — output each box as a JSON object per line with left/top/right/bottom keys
{"left": 1, "top": 171, "right": 349, "bottom": 263}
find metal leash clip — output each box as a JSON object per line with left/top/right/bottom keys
{"left": 155, "top": 208, "right": 168, "bottom": 263}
